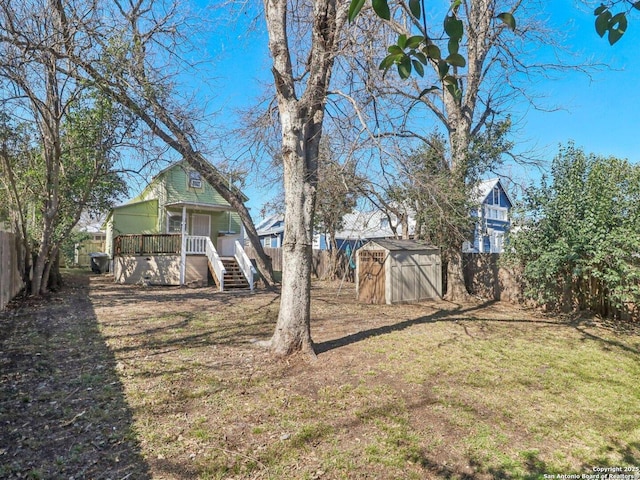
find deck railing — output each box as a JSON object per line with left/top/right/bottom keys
{"left": 185, "top": 235, "right": 208, "bottom": 254}
{"left": 113, "top": 234, "right": 237, "bottom": 292}
{"left": 114, "top": 234, "right": 181, "bottom": 255}
{"left": 114, "top": 234, "right": 218, "bottom": 256}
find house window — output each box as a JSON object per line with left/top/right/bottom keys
{"left": 493, "top": 187, "right": 500, "bottom": 205}
{"left": 485, "top": 205, "right": 507, "bottom": 221}
{"left": 188, "top": 171, "right": 203, "bottom": 189}
{"left": 490, "top": 232, "right": 505, "bottom": 253}
{"left": 167, "top": 213, "right": 183, "bottom": 233}
{"left": 263, "top": 236, "right": 273, "bottom": 248}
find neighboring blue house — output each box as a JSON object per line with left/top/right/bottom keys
{"left": 256, "top": 215, "right": 285, "bottom": 248}
{"left": 258, "top": 177, "right": 512, "bottom": 255}
{"left": 464, "top": 178, "right": 513, "bottom": 254}
{"left": 256, "top": 214, "right": 330, "bottom": 250}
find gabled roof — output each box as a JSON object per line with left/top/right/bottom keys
{"left": 471, "top": 178, "right": 515, "bottom": 207}
{"left": 142, "top": 159, "right": 249, "bottom": 203}
{"left": 335, "top": 210, "right": 416, "bottom": 240}
{"left": 256, "top": 214, "right": 285, "bottom": 236}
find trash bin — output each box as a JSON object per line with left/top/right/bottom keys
{"left": 89, "top": 252, "right": 110, "bottom": 274}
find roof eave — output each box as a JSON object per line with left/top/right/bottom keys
{"left": 164, "top": 201, "right": 235, "bottom": 212}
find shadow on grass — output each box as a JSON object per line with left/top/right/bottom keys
{"left": 86, "top": 276, "right": 279, "bottom": 360}
{"left": 315, "top": 300, "right": 640, "bottom": 357}
{"left": 374, "top": 397, "right": 640, "bottom": 479}
{"left": 104, "top": 311, "right": 276, "bottom": 362}
{"left": 90, "top": 273, "right": 279, "bottom": 309}
{"left": 314, "top": 301, "right": 493, "bottom": 354}
{"left": 0, "top": 273, "right": 151, "bottom": 479}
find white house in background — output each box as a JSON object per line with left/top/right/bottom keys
{"left": 333, "top": 209, "right": 416, "bottom": 251}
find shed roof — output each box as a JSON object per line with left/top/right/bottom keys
{"left": 366, "top": 238, "right": 439, "bottom": 252}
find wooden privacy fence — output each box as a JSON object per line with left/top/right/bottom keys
{"left": 1, "top": 231, "right": 24, "bottom": 310}
{"left": 74, "top": 239, "right": 106, "bottom": 267}
{"left": 462, "top": 253, "right": 639, "bottom": 321}
{"left": 463, "top": 253, "right": 522, "bottom": 303}
{"left": 244, "top": 245, "right": 353, "bottom": 282}
{"left": 554, "top": 274, "right": 639, "bottom": 321}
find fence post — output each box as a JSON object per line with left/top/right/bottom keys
{"left": 1, "top": 231, "right": 24, "bottom": 310}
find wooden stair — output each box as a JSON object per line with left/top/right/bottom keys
{"left": 221, "top": 257, "right": 250, "bottom": 290}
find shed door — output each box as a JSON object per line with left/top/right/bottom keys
{"left": 358, "top": 250, "right": 386, "bottom": 304}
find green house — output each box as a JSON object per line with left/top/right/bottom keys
{"left": 104, "top": 161, "right": 255, "bottom": 290}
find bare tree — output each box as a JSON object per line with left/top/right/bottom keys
{"left": 255, "top": 0, "right": 349, "bottom": 356}
{"left": 0, "top": 0, "right": 131, "bottom": 294}
{"left": 315, "top": 139, "right": 360, "bottom": 279}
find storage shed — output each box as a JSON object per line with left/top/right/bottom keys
{"left": 356, "top": 239, "right": 442, "bottom": 304}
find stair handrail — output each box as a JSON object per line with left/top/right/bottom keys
{"left": 206, "top": 238, "right": 226, "bottom": 292}
{"left": 233, "top": 240, "right": 256, "bottom": 291}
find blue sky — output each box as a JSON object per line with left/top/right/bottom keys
{"left": 518, "top": 2, "right": 640, "bottom": 163}
{"left": 128, "top": 1, "right": 640, "bottom": 217}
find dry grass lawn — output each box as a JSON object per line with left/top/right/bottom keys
{"left": 1, "top": 271, "right": 639, "bottom": 479}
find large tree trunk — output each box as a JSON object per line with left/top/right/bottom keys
{"left": 32, "top": 221, "right": 55, "bottom": 295}
{"left": 260, "top": 0, "right": 346, "bottom": 356}
{"left": 268, "top": 115, "right": 316, "bottom": 355}
{"left": 327, "top": 227, "right": 339, "bottom": 280}
{"left": 432, "top": 0, "right": 493, "bottom": 302}
{"left": 44, "top": 247, "right": 62, "bottom": 291}
{"left": 32, "top": 53, "right": 62, "bottom": 296}
{"left": 445, "top": 249, "right": 469, "bottom": 301}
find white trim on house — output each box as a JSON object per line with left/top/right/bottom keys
{"left": 166, "top": 210, "right": 186, "bottom": 233}
{"left": 471, "top": 178, "right": 516, "bottom": 207}
{"left": 490, "top": 231, "right": 505, "bottom": 253}
{"left": 485, "top": 205, "right": 508, "bottom": 221}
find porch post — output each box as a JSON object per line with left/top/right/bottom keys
{"left": 180, "top": 205, "right": 187, "bottom": 285}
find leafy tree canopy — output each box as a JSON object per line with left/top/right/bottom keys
{"left": 506, "top": 143, "right": 640, "bottom": 315}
